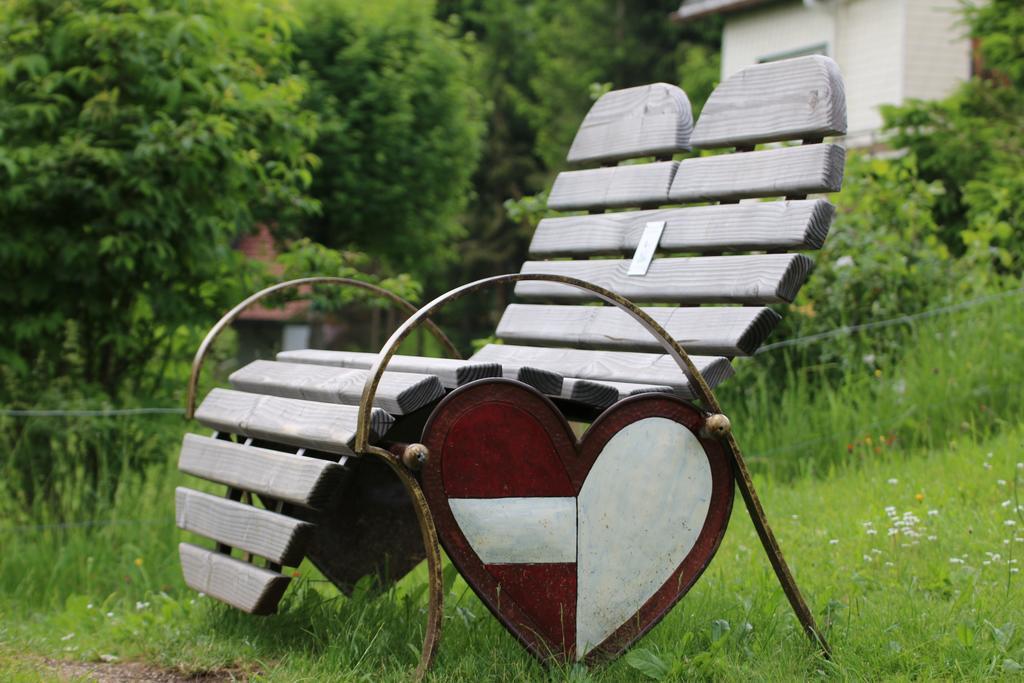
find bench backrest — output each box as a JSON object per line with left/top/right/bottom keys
{"left": 492, "top": 55, "right": 846, "bottom": 368}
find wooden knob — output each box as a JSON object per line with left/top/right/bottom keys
{"left": 402, "top": 443, "right": 430, "bottom": 470}
{"left": 701, "top": 414, "right": 731, "bottom": 440}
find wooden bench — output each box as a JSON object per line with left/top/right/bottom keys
{"left": 178, "top": 55, "right": 846, "bottom": 669}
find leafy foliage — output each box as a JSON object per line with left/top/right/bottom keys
{"left": 771, "top": 154, "right": 954, "bottom": 378}
{"left": 294, "top": 0, "right": 485, "bottom": 278}
{"left": 882, "top": 0, "right": 1024, "bottom": 286}
{"left": 0, "top": 0, "right": 318, "bottom": 397}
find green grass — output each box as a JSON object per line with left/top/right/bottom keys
{"left": 1, "top": 426, "right": 1021, "bottom": 681}
{"left": 1, "top": 296, "right": 1023, "bottom": 680}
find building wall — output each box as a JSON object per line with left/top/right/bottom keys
{"left": 717, "top": 0, "right": 972, "bottom": 146}
{"left": 834, "top": 0, "right": 905, "bottom": 139}
{"left": 902, "top": 0, "right": 972, "bottom": 102}
{"left": 721, "top": 1, "right": 837, "bottom": 79}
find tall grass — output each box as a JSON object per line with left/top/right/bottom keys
{"left": 720, "top": 290, "right": 1024, "bottom": 479}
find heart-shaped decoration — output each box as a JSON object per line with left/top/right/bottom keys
{"left": 421, "top": 379, "right": 733, "bottom": 663}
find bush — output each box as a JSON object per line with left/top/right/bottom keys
{"left": 0, "top": 0, "right": 318, "bottom": 398}
{"left": 881, "top": 0, "right": 1024, "bottom": 288}
{"left": 762, "top": 153, "right": 955, "bottom": 380}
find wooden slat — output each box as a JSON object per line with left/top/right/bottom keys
{"left": 176, "top": 487, "right": 310, "bottom": 566}
{"left": 277, "top": 350, "right": 499, "bottom": 390}
{"left": 276, "top": 349, "right": 562, "bottom": 396}
{"left": 561, "top": 378, "right": 673, "bottom": 409}
{"left": 691, "top": 55, "right": 846, "bottom": 149}
{"left": 194, "top": 388, "right": 393, "bottom": 456}
{"left": 567, "top": 83, "right": 693, "bottom": 164}
{"left": 515, "top": 253, "right": 814, "bottom": 305}
{"left": 230, "top": 360, "right": 443, "bottom": 415}
{"left": 497, "top": 304, "right": 781, "bottom": 356}
{"left": 528, "top": 199, "right": 834, "bottom": 257}
{"left": 179, "top": 542, "right": 289, "bottom": 615}
{"left": 471, "top": 344, "right": 733, "bottom": 398}
{"left": 177, "top": 433, "right": 346, "bottom": 509}
{"left": 547, "top": 161, "right": 678, "bottom": 212}
{"left": 559, "top": 379, "right": 618, "bottom": 409}
{"left": 668, "top": 144, "right": 845, "bottom": 203}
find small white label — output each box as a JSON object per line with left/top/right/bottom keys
{"left": 627, "top": 221, "right": 665, "bottom": 276}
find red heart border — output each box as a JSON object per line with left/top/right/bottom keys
{"left": 421, "top": 379, "right": 734, "bottom": 664}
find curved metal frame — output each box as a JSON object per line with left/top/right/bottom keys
{"left": 183, "top": 276, "right": 457, "bottom": 680}
{"left": 354, "top": 273, "right": 832, "bottom": 668}
{"left": 185, "top": 276, "right": 460, "bottom": 419}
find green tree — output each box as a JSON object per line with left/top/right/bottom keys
{"left": 0, "top": 0, "right": 318, "bottom": 398}
{"left": 294, "top": 0, "right": 485, "bottom": 279}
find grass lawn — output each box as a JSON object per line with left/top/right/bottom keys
{"left": 2, "top": 297, "right": 1022, "bottom": 680}
{"left": 1, "top": 423, "right": 1021, "bottom": 681}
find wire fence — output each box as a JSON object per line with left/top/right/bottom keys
{"left": 0, "top": 407, "right": 185, "bottom": 417}
{"left": 754, "top": 287, "right": 1024, "bottom": 353}
{"left": 0, "top": 287, "right": 1018, "bottom": 533}
{"left": 2, "top": 287, "right": 1018, "bottom": 420}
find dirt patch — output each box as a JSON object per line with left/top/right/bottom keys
{"left": 37, "top": 657, "right": 252, "bottom": 682}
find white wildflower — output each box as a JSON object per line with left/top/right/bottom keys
{"left": 829, "top": 539, "right": 839, "bottom": 545}
{"left": 928, "top": 509, "right": 939, "bottom": 517}
{"left": 60, "top": 633, "right": 74, "bottom": 642}
{"left": 887, "top": 479, "right": 899, "bottom": 485}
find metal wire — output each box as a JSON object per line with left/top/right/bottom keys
{"left": 756, "top": 287, "right": 1023, "bottom": 354}
{"left": 0, "top": 407, "right": 184, "bottom": 417}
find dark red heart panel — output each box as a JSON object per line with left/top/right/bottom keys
{"left": 421, "top": 379, "right": 733, "bottom": 664}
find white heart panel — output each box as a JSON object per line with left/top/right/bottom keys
{"left": 575, "top": 417, "right": 712, "bottom": 658}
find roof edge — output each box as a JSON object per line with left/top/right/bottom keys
{"left": 671, "top": 0, "right": 773, "bottom": 22}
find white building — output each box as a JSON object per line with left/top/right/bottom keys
{"left": 673, "top": 0, "right": 975, "bottom": 146}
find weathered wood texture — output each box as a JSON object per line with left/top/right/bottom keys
{"left": 277, "top": 350, "right": 500, "bottom": 390}
{"left": 194, "top": 388, "right": 393, "bottom": 455}
{"left": 230, "top": 360, "right": 443, "bottom": 415}
{"left": 277, "top": 349, "right": 562, "bottom": 396}
{"left": 175, "top": 487, "right": 311, "bottom": 565}
{"left": 566, "top": 83, "right": 693, "bottom": 164}
{"left": 177, "top": 433, "right": 346, "bottom": 509}
{"left": 528, "top": 199, "right": 834, "bottom": 257}
{"left": 547, "top": 162, "right": 678, "bottom": 212}
{"left": 471, "top": 344, "right": 732, "bottom": 397}
{"left": 691, "top": 55, "right": 847, "bottom": 149}
{"left": 179, "top": 542, "right": 289, "bottom": 615}
{"left": 516, "top": 254, "right": 814, "bottom": 305}
{"left": 668, "top": 144, "right": 845, "bottom": 203}
{"left": 561, "top": 378, "right": 673, "bottom": 409}
{"left": 497, "top": 303, "right": 781, "bottom": 356}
